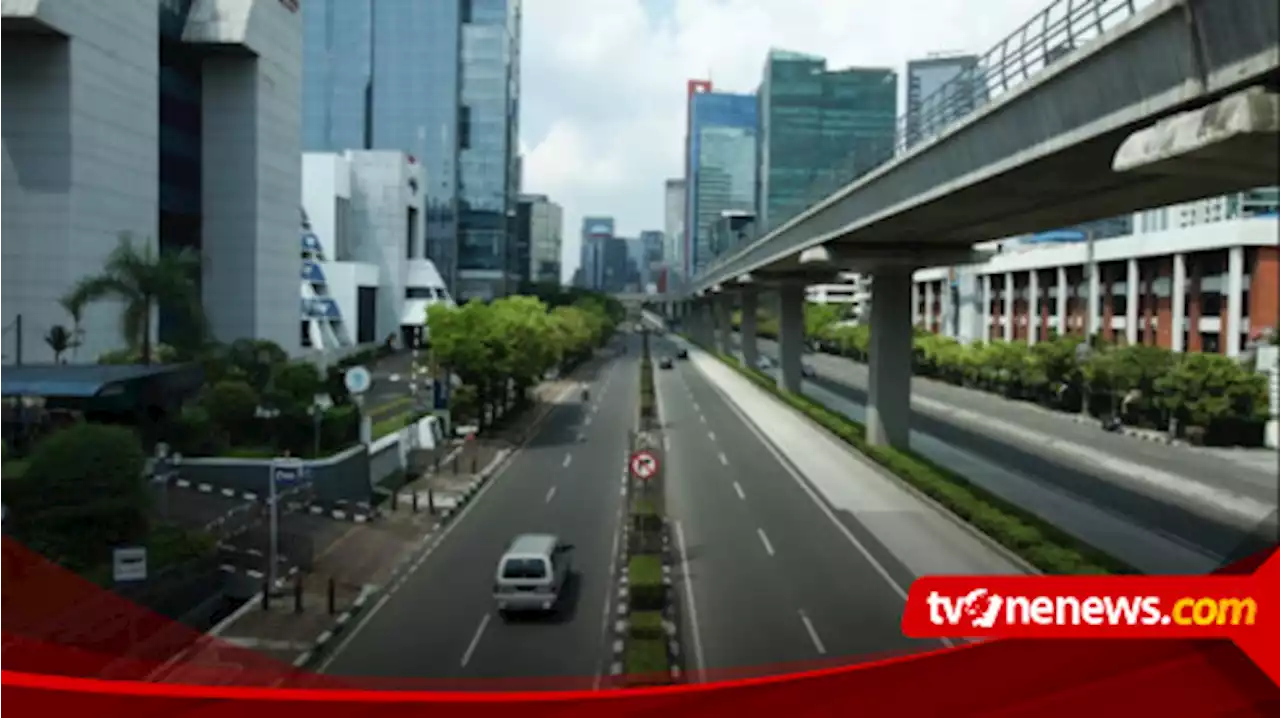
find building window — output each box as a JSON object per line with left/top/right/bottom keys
{"left": 301, "top": 321, "right": 313, "bottom": 348}
{"left": 407, "top": 206, "right": 420, "bottom": 259}
{"left": 1200, "top": 332, "right": 1220, "bottom": 353}
{"left": 460, "top": 0, "right": 472, "bottom": 23}
{"left": 1200, "top": 293, "right": 1222, "bottom": 316}
{"left": 334, "top": 197, "right": 351, "bottom": 259}
{"left": 459, "top": 106, "right": 472, "bottom": 150}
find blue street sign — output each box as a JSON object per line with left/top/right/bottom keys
{"left": 272, "top": 460, "right": 305, "bottom": 485}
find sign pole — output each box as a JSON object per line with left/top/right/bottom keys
{"left": 268, "top": 460, "right": 279, "bottom": 590}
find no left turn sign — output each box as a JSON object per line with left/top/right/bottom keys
{"left": 629, "top": 450, "right": 660, "bottom": 482}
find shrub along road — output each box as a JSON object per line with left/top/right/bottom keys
{"left": 747, "top": 336, "right": 1277, "bottom": 570}
{"left": 653, "top": 338, "right": 941, "bottom": 681}
{"left": 316, "top": 336, "right": 638, "bottom": 688}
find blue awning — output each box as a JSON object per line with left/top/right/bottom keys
{"left": 1, "top": 364, "right": 193, "bottom": 398}
{"left": 302, "top": 232, "right": 322, "bottom": 253}
{"left": 302, "top": 298, "right": 342, "bottom": 320}
{"left": 301, "top": 261, "right": 326, "bottom": 284}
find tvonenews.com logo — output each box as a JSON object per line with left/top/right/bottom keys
{"left": 925, "top": 589, "right": 1258, "bottom": 630}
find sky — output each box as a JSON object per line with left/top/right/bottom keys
{"left": 517, "top": 0, "right": 1056, "bottom": 283}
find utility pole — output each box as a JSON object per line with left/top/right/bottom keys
{"left": 1081, "top": 229, "right": 1098, "bottom": 418}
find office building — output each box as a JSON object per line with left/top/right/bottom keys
{"left": 517, "top": 194, "right": 563, "bottom": 285}
{"left": 904, "top": 53, "right": 984, "bottom": 148}
{"left": 688, "top": 91, "right": 758, "bottom": 277}
{"left": 707, "top": 211, "right": 756, "bottom": 259}
{"left": 301, "top": 151, "right": 452, "bottom": 352}
{"left": 664, "top": 179, "right": 686, "bottom": 288}
{"left": 579, "top": 217, "right": 615, "bottom": 290}
{"left": 3, "top": 0, "right": 304, "bottom": 363}
{"left": 303, "top": 0, "right": 522, "bottom": 301}
{"left": 757, "top": 50, "right": 898, "bottom": 230}
{"left": 912, "top": 215, "right": 1279, "bottom": 358}
{"left": 602, "top": 236, "right": 632, "bottom": 294}
{"left": 682, "top": 80, "right": 713, "bottom": 278}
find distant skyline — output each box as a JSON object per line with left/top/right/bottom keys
{"left": 517, "top": 0, "right": 1064, "bottom": 283}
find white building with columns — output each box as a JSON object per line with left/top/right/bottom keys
{"left": 3, "top": 0, "right": 305, "bottom": 363}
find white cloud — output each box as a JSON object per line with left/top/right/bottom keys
{"left": 519, "top": 0, "right": 1053, "bottom": 282}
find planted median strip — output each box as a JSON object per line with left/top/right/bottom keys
{"left": 698, "top": 343, "right": 1134, "bottom": 576}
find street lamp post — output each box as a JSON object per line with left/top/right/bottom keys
{"left": 150, "top": 442, "right": 182, "bottom": 523}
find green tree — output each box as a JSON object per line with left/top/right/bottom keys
{"left": 56, "top": 291, "right": 86, "bottom": 360}
{"left": 202, "top": 380, "right": 260, "bottom": 446}
{"left": 7, "top": 423, "right": 150, "bottom": 571}
{"left": 64, "top": 233, "right": 206, "bottom": 364}
{"left": 44, "top": 325, "right": 73, "bottom": 363}
{"left": 804, "top": 302, "right": 842, "bottom": 338}
{"left": 429, "top": 300, "right": 499, "bottom": 426}
{"left": 490, "top": 296, "right": 559, "bottom": 406}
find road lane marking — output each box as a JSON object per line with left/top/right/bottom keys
{"left": 699, "top": 414, "right": 706, "bottom": 424}
{"left": 460, "top": 614, "right": 491, "bottom": 667}
{"left": 577, "top": 431, "right": 586, "bottom": 442}
{"left": 595, "top": 471, "right": 629, "bottom": 691}
{"left": 757, "top": 528, "right": 775, "bottom": 556}
{"left": 718, "top": 452, "right": 729, "bottom": 466}
{"left": 674, "top": 521, "right": 707, "bottom": 682}
{"left": 707, "top": 431, "right": 715, "bottom": 442}
{"left": 798, "top": 610, "right": 827, "bottom": 655}
{"left": 563, "top": 453, "right": 573, "bottom": 468}
{"left": 694, "top": 359, "right": 955, "bottom": 649}
{"left": 585, "top": 416, "right": 593, "bottom": 426}
{"left": 316, "top": 382, "right": 582, "bottom": 673}
{"left": 545, "top": 486, "right": 557, "bottom": 503}
{"left": 733, "top": 481, "right": 745, "bottom": 500}
{"left": 692, "top": 401, "right": 700, "bottom": 411}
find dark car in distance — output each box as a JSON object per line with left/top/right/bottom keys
{"left": 675, "top": 348, "right": 688, "bottom": 359}
{"left": 659, "top": 357, "right": 674, "bottom": 369}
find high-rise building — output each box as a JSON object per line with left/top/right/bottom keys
{"left": 758, "top": 50, "right": 898, "bottom": 230}
{"left": 517, "top": 195, "right": 563, "bottom": 285}
{"left": 683, "top": 80, "right": 713, "bottom": 278}
{"left": 663, "top": 179, "right": 686, "bottom": 287}
{"left": 303, "top": 0, "right": 522, "bottom": 301}
{"left": 688, "top": 92, "right": 758, "bottom": 277}
{"left": 579, "top": 217, "right": 615, "bottom": 290}
{"left": 603, "top": 236, "right": 632, "bottom": 293}
{"left": 904, "top": 53, "right": 985, "bottom": 148}
{"left": 3, "top": 0, "right": 305, "bottom": 362}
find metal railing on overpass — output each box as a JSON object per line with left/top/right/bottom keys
{"left": 701, "top": 0, "right": 1147, "bottom": 280}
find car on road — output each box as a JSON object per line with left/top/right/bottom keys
{"left": 659, "top": 357, "right": 674, "bottom": 369}
{"left": 802, "top": 363, "right": 817, "bottom": 378}
{"left": 675, "top": 348, "right": 688, "bottom": 359}
{"left": 494, "top": 534, "right": 572, "bottom": 617}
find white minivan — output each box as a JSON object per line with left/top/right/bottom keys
{"left": 493, "top": 534, "right": 572, "bottom": 617}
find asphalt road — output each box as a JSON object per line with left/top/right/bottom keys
{"left": 653, "top": 337, "right": 939, "bottom": 682}
{"left": 747, "top": 336, "right": 1277, "bottom": 569}
{"left": 318, "top": 338, "right": 637, "bottom": 689}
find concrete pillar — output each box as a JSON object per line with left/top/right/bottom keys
{"left": 868, "top": 268, "right": 914, "bottom": 449}
{"left": 911, "top": 282, "right": 921, "bottom": 327}
{"left": 740, "top": 288, "right": 760, "bottom": 371}
{"left": 1056, "top": 266, "right": 1068, "bottom": 339}
{"left": 923, "top": 282, "right": 935, "bottom": 333}
{"left": 714, "top": 295, "right": 733, "bottom": 355}
{"left": 1003, "top": 272, "right": 1014, "bottom": 341}
{"left": 776, "top": 283, "right": 805, "bottom": 393}
{"left": 1126, "top": 258, "right": 1139, "bottom": 346}
{"left": 1028, "top": 270, "right": 1040, "bottom": 346}
{"left": 1172, "top": 252, "right": 1187, "bottom": 352}
{"left": 1226, "top": 245, "right": 1244, "bottom": 357}
{"left": 1087, "top": 262, "right": 1102, "bottom": 340}
{"left": 981, "top": 274, "right": 991, "bottom": 341}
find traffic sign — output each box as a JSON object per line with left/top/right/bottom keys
{"left": 629, "top": 450, "right": 660, "bottom": 481}
{"left": 112, "top": 546, "right": 148, "bottom": 583}
{"left": 344, "top": 365, "right": 372, "bottom": 395}
{"left": 271, "top": 458, "right": 306, "bottom": 485}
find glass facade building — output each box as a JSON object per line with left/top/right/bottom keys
{"left": 757, "top": 50, "right": 897, "bottom": 232}
{"left": 688, "top": 92, "right": 757, "bottom": 277}
{"left": 904, "top": 54, "right": 985, "bottom": 149}
{"left": 302, "top": 0, "right": 522, "bottom": 299}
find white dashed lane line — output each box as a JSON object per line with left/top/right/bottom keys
{"left": 757, "top": 528, "right": 775, "bottom": 557}
{"left": 460, "top": 614, "right": 491, "bottom": 667}
{"left": 718, "top": 452, "right": 729, "bottom": 466}
{"left": 563, "top": 453, "right": 573, "bottom": 468}
{"left": 733, "top": 481, "right": 746, "bottom": 500}
{"left": 545, "top": 486, "right": 557, "bottom": 503}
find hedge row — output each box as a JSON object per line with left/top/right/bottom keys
{"left": 739, "top": 314, "right": 1272, "bottom": 446}
{"left": 699, "top": 342, "right": 1134, "bottom": 575}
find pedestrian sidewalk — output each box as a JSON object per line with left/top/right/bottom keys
{"left": 154, "top": 377, "right": 581, "bottom": 682}
{"left": 680, "top": 340, "right": 1028, "bottom": 578}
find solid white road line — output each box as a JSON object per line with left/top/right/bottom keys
{"left": 460, "top": 613, "right": 491, "bottom": 667}
{"left": 798, "top": 610, "right": 827, "bottom": 655}
{"left": 733, "top": 481, "right": 746, "bottom": 500}
{"left": 718, "top": 452, "right": 729, "bottom": 466}
{"left": 563, "top": 453, "right": 573, "bottom": 468}
{"left": 757, "top": 528, "right": 775, "bottom": 557}
{"left": 674, "top": 521, "right": 707, "bottom": 682}
{"left": 545, "top": 486, "right": 557, "bottom": 503}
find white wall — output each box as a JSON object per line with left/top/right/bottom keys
{"left": 302, "top": 153, "right": 351, "bottom": 257}
{"left": 345, "top": 151, "right": 424, "bottom": 342}
{"left": 2, "top": 0, "right": 159, "bottom": 364}
{"left": 322, "top": 261, "right": 379, "bottom": 338}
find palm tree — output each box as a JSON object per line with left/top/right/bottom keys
{"left": 64, "top": 233, "right": 205, "bottom": 365}
{"left": 57, "top": 291, "right": 86, "bottom": 360}
{"left": 45, "top": 325, "right": 73, "bottom": 363}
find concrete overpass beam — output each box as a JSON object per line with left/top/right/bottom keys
{"left": 776, "top": 283, "right": 805, "bottom": 394}
{"left": 867, "top": 268, "right": 914, "bottom": 450}
{"left": 1113, "top": 86, "right": 1280, "bottom": 185}
{"left": 740, "top": 287, "right": 759, "bottom": 371}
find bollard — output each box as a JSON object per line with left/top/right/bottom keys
{"left": 428, "top": 487, "right": 436, "bottom": 515}
{"left": 262, "top": 579, "right": 271, "bottom": 610}
{"left": 411, "top": 489, "right": 419, "bottom": 513}
{"left": 328, "top": 577, "right": 336, "bottom": 615}
{"left": 391, "top": 489, "right": 399, "bottom": 512}
{"left": 471, "top": 456, "right": 477, "bottom": 474}
{"left": 294, "top": 578, "right": 303, "bottom": 614}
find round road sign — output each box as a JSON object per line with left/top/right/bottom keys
{"left": 344, "top": 365, "right": 372, "bottom": 394}
{"left": 629, "top": 450, "right": 660, "bottom": 481}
